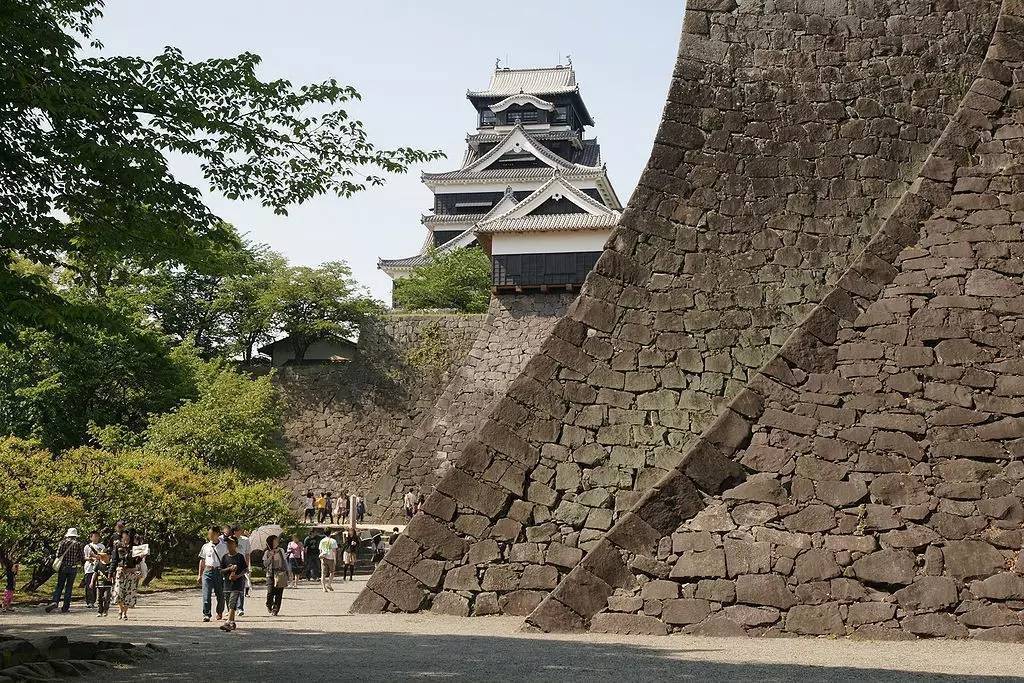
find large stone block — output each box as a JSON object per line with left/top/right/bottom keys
{"left": 735, "top": 575, "right": 797, "bottom": 609}
{"left": 942, "top": 541, "right": 1005, "bottom": 579}
{"left": 785, "top": 603, "right": 844, "bottom": 635}
{"left": 364, "top": 562, "right": 425, "bottom": 613}
{"left": 853, "top": 549, "right": 917, "bottom": 585}
{"left": 590, "top": 613, "right": 669, "bottom": 636}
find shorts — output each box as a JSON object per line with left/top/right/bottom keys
{"left": 320, "top": 558, "right": 336, "bottom": 574}
{"left": 226, "top": 590, "right": 242, "bottom": 611}
{"left": 343, "top": 550, "right": 356, "bottom": 564}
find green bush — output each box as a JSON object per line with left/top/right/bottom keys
{"left": 144, "top": 363, "right": 287, "bottom": 478}
{"left": 0, "top": 437, "right": 293, "bottom": 569}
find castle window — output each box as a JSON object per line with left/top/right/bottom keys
{"left": 553, "top": 106, "right": 569, "bottom": 124}
{"left": 480, "top": 110, "right": 497, "bottom": 127}
{"left": 506, "top": 108, "right": 539, "bottom": 125}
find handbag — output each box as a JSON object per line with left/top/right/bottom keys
{"left": 51, "top": 556, "right": 62, "bottom": 572}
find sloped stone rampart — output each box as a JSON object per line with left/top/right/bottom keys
{"left": 527, "top": 1, "right": 1024, "bottom": 640}
{"left": 353, "top": 0, "right": 1008, "bottom": 620}
{"left": 372, "top": 293, "right": 574, "bottom": 521}
{"left": 278, "top": 314, "right": 485, "bottom": 504}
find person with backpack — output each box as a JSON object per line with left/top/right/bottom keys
{"left": 197, "top": 526, "right": 227, "bottom": 622}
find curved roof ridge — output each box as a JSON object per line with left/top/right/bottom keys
{"left": 477, "top": 171, "right": 616, "bottom": 228}
{"left": 460, "top": 125, "right": 585, "bottom": 173}
{"left": 489, "top": 93, "right": 556, "bottom": 113}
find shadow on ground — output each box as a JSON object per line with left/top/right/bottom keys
{"left": 8, "top": 622, "right": 1016, "bottom": 683}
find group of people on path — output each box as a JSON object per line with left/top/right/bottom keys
{"left": 287, "top": 527, "right": 393, "bottom": 591}
{"left": 198, "top": 524, "right": 282, "bottom": 632}
{"left": 303, "top": 491, "right": 366, "bottom": 525}
{"left": 38, "top": 523, "right": 148, "bottom": 620}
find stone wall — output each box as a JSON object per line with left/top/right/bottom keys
{"left": 523, "top": 1, "right": 1024, "bottom": 640}
{"left": 353, "top": 0, "right": 1015, "bottom": 628}
{"left": 277, "top": 313, "right": 485, "bottom": 504}
{"left": 372, "top": 293, "right": 574, "bottom": 521}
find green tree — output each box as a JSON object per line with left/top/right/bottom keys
{"left": 216, "top": 247, "right": 289, "bottom": 363}
{"left": 270, "top": 261, "right": 384, "bottom": 362}
{"left": 1, "top": 0, "right": 442, "bottom": 339}
{"left": 393, "top": 247, "right": 491, "bottom": 313}
{"left": 144, "top": 363, "right": 287, "bottom": 478}
{"left": 132, "top": 225, "right": 255, "bottom": 356}
{"left": 0, "top": 319, "right": 201, "bottom": 453}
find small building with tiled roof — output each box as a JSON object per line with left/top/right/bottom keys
{"left": 379, "top": 62, "right": 622, "bottom": 294}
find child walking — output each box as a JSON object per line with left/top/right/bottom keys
{"left": 92, "top": 552, "right": 112, "bottom": 617}
{"left": 219, "top": 537, "right": 248, "bottom": 632}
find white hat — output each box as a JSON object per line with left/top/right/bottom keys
{"left": 65, "top": 528, "right": 79, "bottom": 538}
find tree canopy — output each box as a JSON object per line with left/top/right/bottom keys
{"left": 393, "top": 247, "right": 492, "bottom": 313}
{"left": 0, "top": 0, "right": 442, "bottom": 338}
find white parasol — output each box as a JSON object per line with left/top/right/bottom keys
{"left": 247, "top": 524, "right": 285, "bottom": 552}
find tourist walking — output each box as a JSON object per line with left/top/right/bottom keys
{"left": 198, "top": 527, "right": 226, "bottom": 622}
{"left": 219, "top": 536, "right": 247, "bottom": 632}
{"left": 315, "top": 493, "right": 327, "bottom": 523}
{"left": 2, "top": 558, "right": 16, "bottom": 613}
{"left": 82, "top": 531, "right": 105, "bottom": 609}
{"left": 355, "top": 495, "right": 365, "bottom": 523}
{"left": 388, "top": 527, "right": 400, "bottom": 546}
{"left": 403, "top": 489, "right": 416, "bottom": 519}
{"left": 302, "top": 529, "right": 321, "bottom": 582}
{"left": 333, "top": 494, "right": 347, "bottom": 525}
{"left": 371, "top": 533, "right": 385, "bottom": 567}
{"left": 341, "top": 530, "right": 359, "bottom": 581}
{"left": 286, "top": 535, "right": 304, "bottom": 577}
{"left": 103, "top": 521, "right": 125, "bottom": 554}
{"left": 46, "top": 528, "right": 85, "bottom": 614}
{"left": 262, "top": 536, "right": 292, "bottom": 616}
{"left": 92, "top": 551, "right": 112, "bottom": 617}
{"left": 231, "top": 526, "right": 251, "bottom": 616}
{"left": 318, "top": 532, "right": 338, "bottom": 591}
{"left": 325, "top": 493, "right": 335, "bottom": 524}
{"left": 110, "top": 530, "right": 144, "bottom": 620}
{"left": 303, "top": 491, "right": 316, "bottom": 524}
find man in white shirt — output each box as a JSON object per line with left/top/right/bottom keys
{"left": 197, "top": 527, "right": 227, "bottom": 622}
{"left": 82, "top": 531, "right": 105, "bottom": 609}
{"left": 318, "top": 533, "right": 339, "bottom": 592}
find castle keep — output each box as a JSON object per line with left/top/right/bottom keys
{"left": 380, "top": 64, "right": 622, "bottom": 293}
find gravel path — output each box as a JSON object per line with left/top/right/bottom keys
{"left": 3, "top": 576, "right": 1021, "bottom": 681}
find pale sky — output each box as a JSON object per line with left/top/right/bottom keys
{"left": 92, "top": 1, "right": 682, "bottom": 301}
